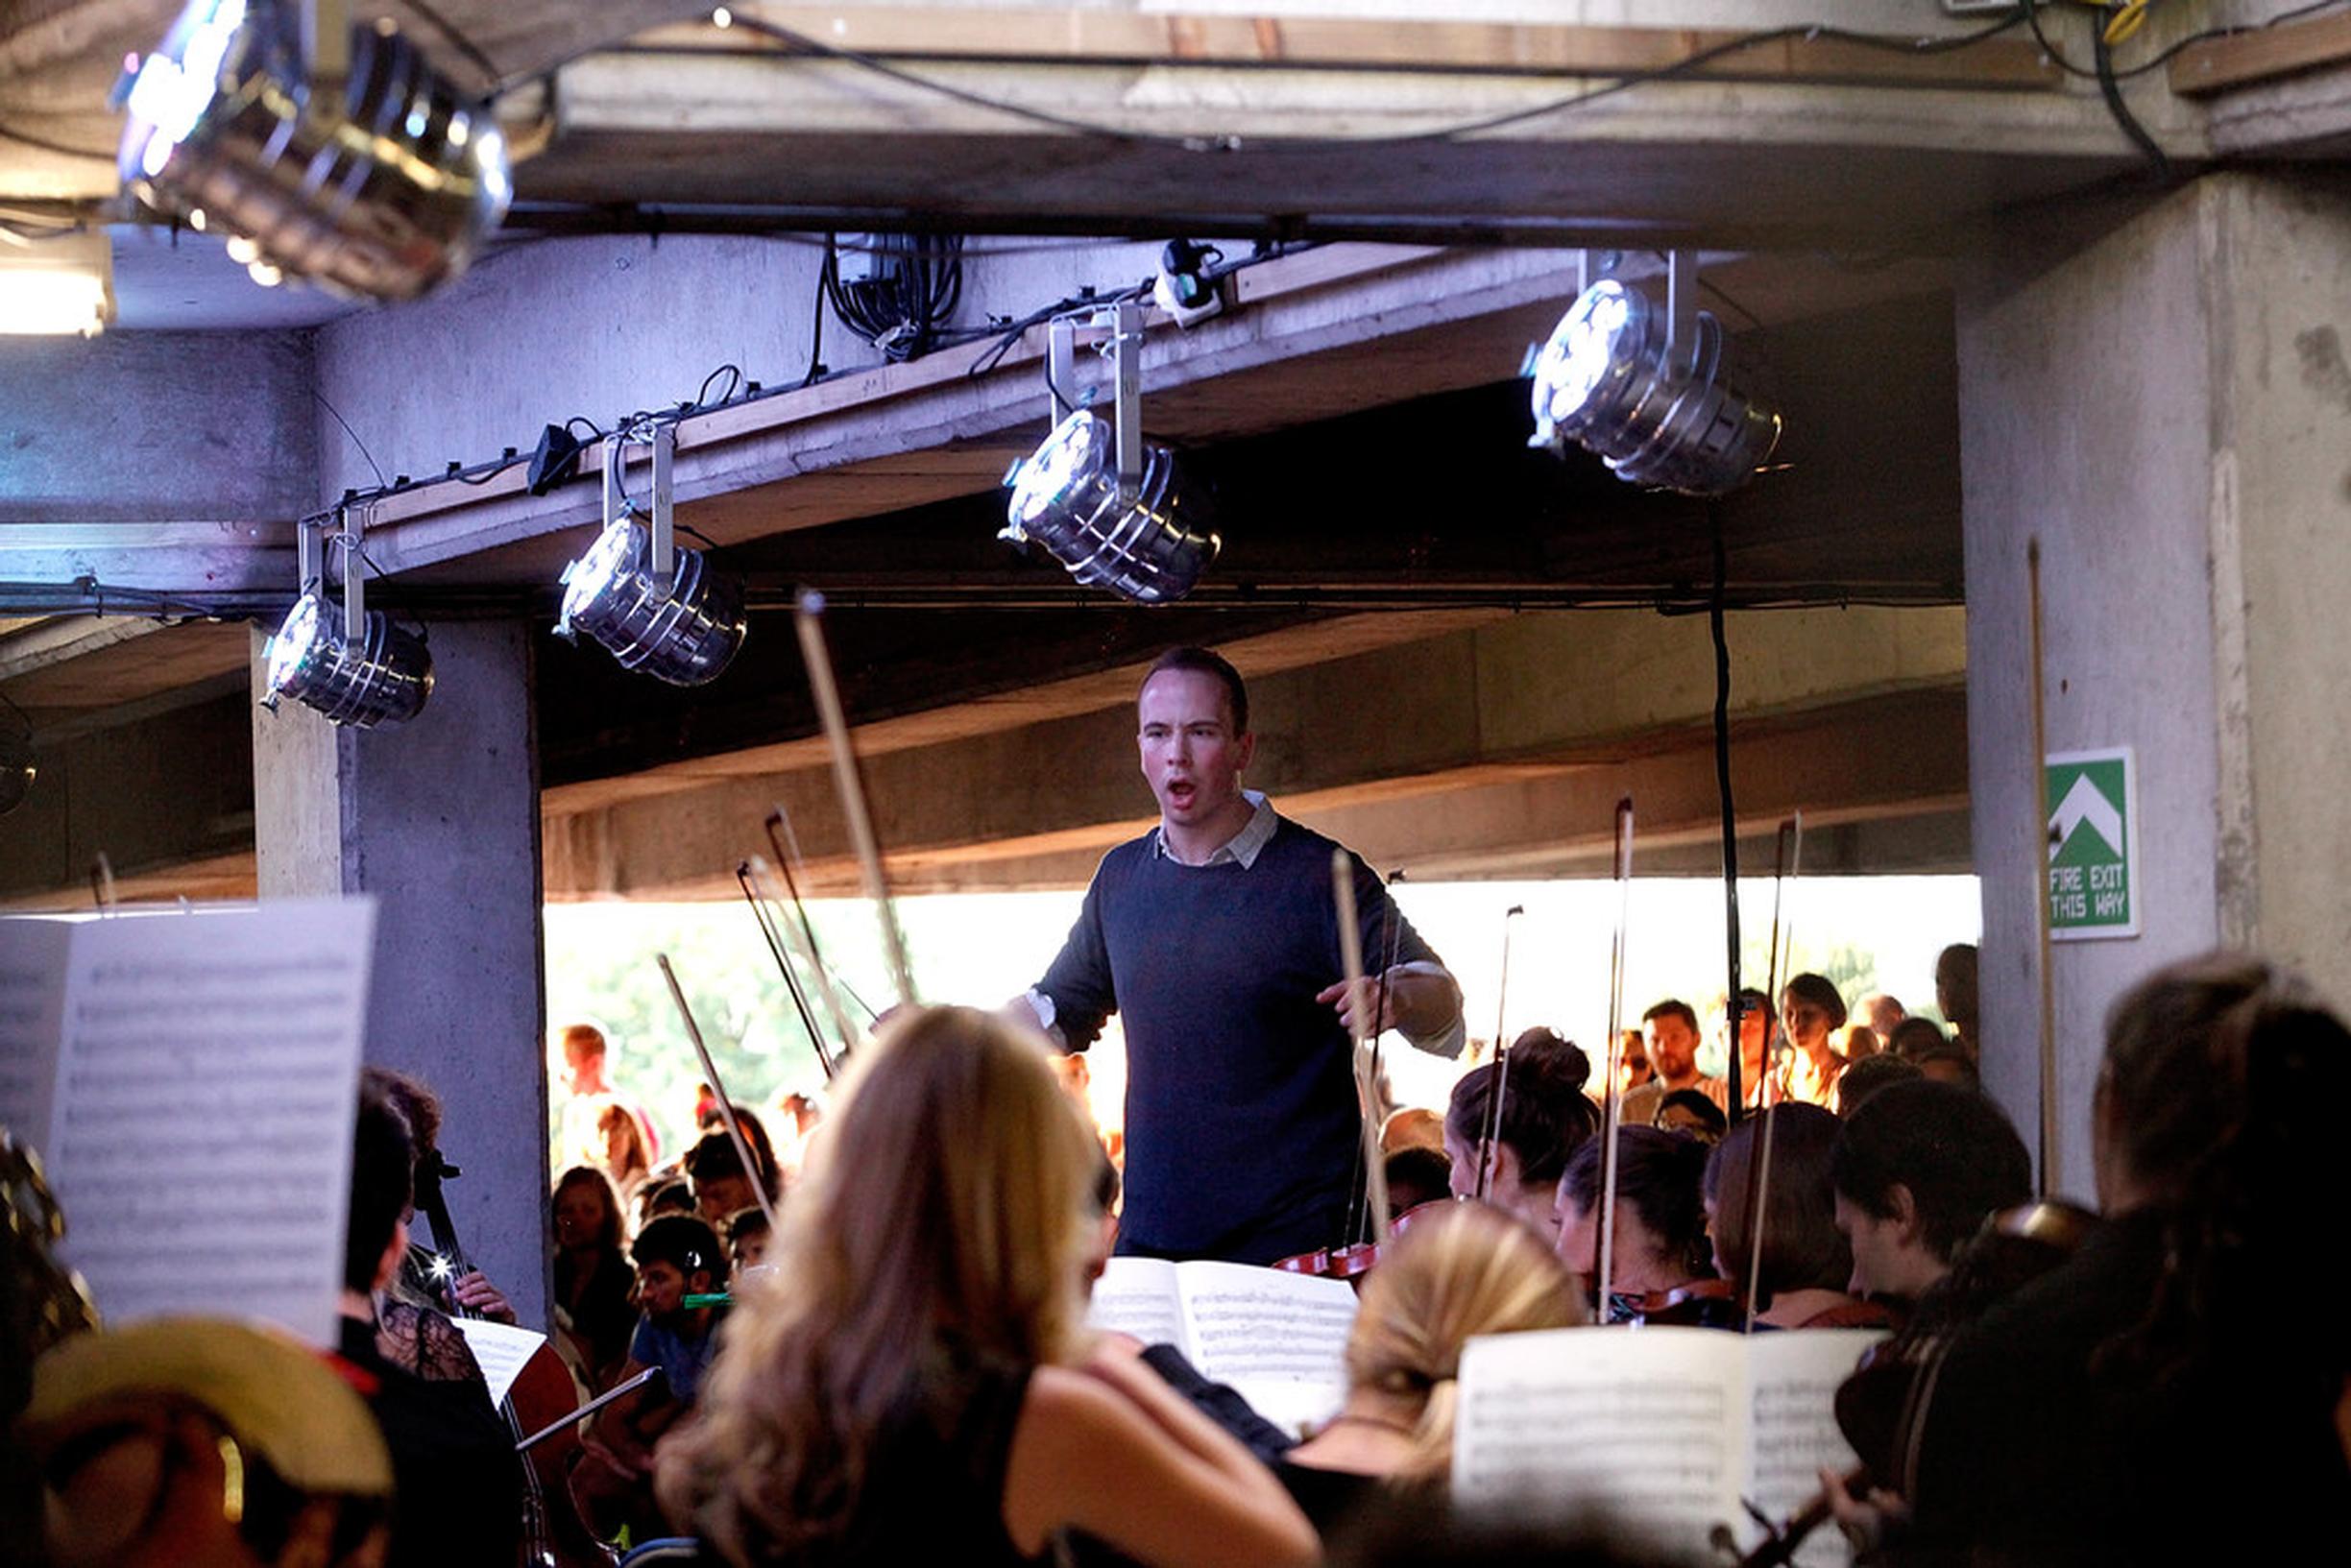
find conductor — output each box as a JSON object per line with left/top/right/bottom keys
{"left": 1021, "top": 648, "right": 1464, "bottom": 1265}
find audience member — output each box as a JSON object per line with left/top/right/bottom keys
{"left": 551, "top": 1165, "right": 637, "bottom": 1389}
{"left": 1857, "top": 992, "right": 1906, "bottom": 1050}
{"left": 635, "top": 1174, "right": 693, "bottom": 1231}
{"left": 1279, "top": 1203, "right": 1585, "bottom": 1534}
{"left": 683, "top": 1126, "right": 773, "bottom": 1230}
{"left": 1620, "top": 1000, "right": 1726, "bottom": 1126}
{"left": 596, "top": 1100, "right": 654, "bottom": 1210}
{"left": 1555, "top": 1127, "right": 1716, "bottom": 1316}
{"left": 1610, "top": 1029, "right": 1652, "bottom": 1098}
{"left": 1830, "top": 1079, "right": 2031, "bottom": 1311}
{"left": 1912, "top": 1044, "right": 1982, "bottom": 1092}
{"left": 1713, "top": 988, "right": 1777, "bottom": 1108}
{"left": 556, "top": 1022, "right": 660, "bottom": 1170}
{"left": 656, "top": 1004, "right": 1318, "bottom": 1566}
{"left": 1443, "top": 1029, "right": 1600, "bottom": 1241}
{"left": 1778, "top": 974, "right": 1850, "bottom": 1109}
{"left": 1885, "top": 1016, "right": 1951, "bottom": 1062}
{"left": 1834, "top": 1053, "right": 1923, "bottom": 1118}
{"left": 1705, "top": 1104, "right": 1892, "bottom": 1331}
{"left": 724, "top": 1206, "right": 771, "bottom": 1274}
{"left": 1654, "top": 1088, "right": 1728, "bottom": 1145}
{"left": 1838, "top": 1023, "right": 1883, "bottom": 1061}
{"left": 1933, "top": 944, "right": 1979, "bottom": 1055}
{"left": 1381, "top": 1107, "right": 1446, "bottom": 1157}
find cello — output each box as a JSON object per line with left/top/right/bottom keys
{"left": 411, "top": 1150, "right": 616, "bottom": 1568}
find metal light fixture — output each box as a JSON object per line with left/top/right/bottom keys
{"left": 116, "top": 0, "right": 510, "bottom": 301}
{"left": 1529, "top": 253, "right": 1781, "bottom": 497}
{"left": 1002, "top": 300, "right": 1219, "bottom": 605}
{"left": 0, "top": 231, "right": 113, "bottom": 337}
{"left": 260, "top": 510, "right": 433, "bottom": 727}
{"left": 555, "top": 425, "right": 747, "bottom": 686}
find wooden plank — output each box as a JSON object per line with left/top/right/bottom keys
{"left": 2169, "top": 12, "right": 2351, "bottom": 97}
{"left": 647, "top": 7, "right": 2061, "bottom": 91}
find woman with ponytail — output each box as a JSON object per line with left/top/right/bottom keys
{"left": 1853, "top": 953, "right": 2351, "bottom": 1564}
{"left": 1276, "top": 1203, "right": 1585, "bottom": 1534}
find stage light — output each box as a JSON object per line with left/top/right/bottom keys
{"left": 0, "top": 231, "right": 112, "bottom": 337}
{"left": 555, "top": 426, "right": 747, "bottom": 686}
{"left": 1528, "top": 263, "right": 1781, "bottom": 497}
{"left": 1001, "top": 301, "right": 1219, "bottom": 604}
{"left": 260, "top": 511, "right": 432, "bottom": 727}
{"left": 115, "top": 0, "right": 510, "bottom": 302}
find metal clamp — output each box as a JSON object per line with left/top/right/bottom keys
{"left": 1045, "top": 302, "right": 1148, "bottom": 502}
{"left": 604, "top": 425, "right": 680, "bottom": 591}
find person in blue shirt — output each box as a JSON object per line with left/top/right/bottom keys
{"left": 1024, "top": 647, "right": 1464, "bottom": 1266}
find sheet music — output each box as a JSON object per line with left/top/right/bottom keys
{"left": 0, "top": 921, "right": 69, "bottom": 1145}
{"left": 452, "top": 1318, "right": 551, "bottom": 1410}
{"left": 1456, "top": 1327, "right": 1748, "bottom": 1555}
{"left": 24, "top": 900, "right": 376, "bottom": 1347}
{"left": 1746, "top": 1331, "right": 1883, "bottom": 1568}
{"left": 1175, "top": 1261, "right": 1355, "bottom": 1437}
{"left": 1087, "top": 1257, "right": 1189, "bottom": 1351}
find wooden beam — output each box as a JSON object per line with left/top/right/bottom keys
{"left": 2169, "top": 12, "right": 2351, "bottom": 98}
{"left": 650, "top": 7, "right": 2062, "bottom": 91}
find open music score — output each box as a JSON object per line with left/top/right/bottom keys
{"left": 1455, "top": 1326, "right": 1883, "bottom": 1568}
{"left": 0, "top": 899, "right": 376, "bottom": 1348}
{"left": 1088, "top": 1257, "right": 1357, "bottom": 1437}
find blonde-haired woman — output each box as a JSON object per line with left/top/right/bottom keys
{"left": 655, "top": 1005, "right": 1317, "bottom": 1568}
{"left": 1277, "top": 1202, "right": 1586, "bottom": 1532}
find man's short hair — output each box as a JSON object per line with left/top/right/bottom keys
{"left": 684, "top": 1130, "right": 747, "bottom": 1184}
{"left": 1831, "top": 1078, "right": 2030, "bottom": 1260}
{"left": 1141, "top": 646, "right": 1248, "bottom": 735}
{"left": 1835, "top": 1053, "right": 1923, "bottom": 1118}
{"left": 633, "top": 1214, "right": 728, "bottom": 1287}
{"left": 722, "top": 1207, "right": 770, "bottom": 1247}
{"left": 560, "top": 1022, "right": 607, "bottom": 1058}
{"left": 1641, "top": 999, "right": 1699, "bottom": 1034}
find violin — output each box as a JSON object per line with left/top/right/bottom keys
{"left": 1608, "top": 1276, "right": 1742, "bottom": 1328}
{"left": 1271, "top": 1198, "right": 1446, "bottom": 1282}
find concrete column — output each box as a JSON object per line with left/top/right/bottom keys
{"left": 251, "top": 619, "right": 549, "bottom": 1329}
{"left": 1958, "top": 172, "right": 2351, "bottom": 1198}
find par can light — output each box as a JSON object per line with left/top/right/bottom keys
{"left": 1002, "top": 409, "right": 1219, "bottom": 605}
{"left": 117, "top": 0, "right": 510, "bottom": 301}
{"left": 556, "top": 517, "right": 747, "bottom": 686}
{"left": 260, "top": 590, "right": 434, "bottom": 728}
{"left": 1529, "top": 277, "right": 1781, "bottom": 497}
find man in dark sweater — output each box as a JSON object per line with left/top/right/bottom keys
{"left": 1024, "top": 647, "right": 1464, "bottom": 1265}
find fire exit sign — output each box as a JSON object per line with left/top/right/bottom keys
{"left": 2047, "top": 747, "right": 2139, "bottom": 941}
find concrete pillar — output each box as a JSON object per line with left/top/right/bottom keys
{"left": 250, "top": 619, "right": 548, "bottom": 1329}
{"left": 1958, "top": 172, "right": 2351, "bottom": 1198}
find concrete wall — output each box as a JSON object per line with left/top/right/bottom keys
{"left": 0, "top": 330, "right": 316, "bottom": 522}
{"left": 1957, "top": 171, "right": 2351, "bottom": 1198}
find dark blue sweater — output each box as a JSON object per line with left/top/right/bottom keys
{"left": 1036, "top": 817, "right": 1441, "bottom": 1263}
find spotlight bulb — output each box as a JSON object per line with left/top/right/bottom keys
{"left": 118, "top": 0, "right": 509, "bottom": 301}
{"left": 260, "top": 591, "right": 434, "bottom": 728}
{"left": 1002, "top": 410, "right": 1219, "bottom": 605}
{"left": 555, "top": 517, "right": 747, "bottom": 686}
{"left": 1529, "top": 278, "right": 1781, "bottom": 496}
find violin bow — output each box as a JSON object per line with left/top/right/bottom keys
{"left": 2027, "top": 539, "right": 2060, "bottom": 1197}
{"left": 736, "top": 857, "right": 837, "bottom": 1081}
{"left": 1757, "top": 813, "right": 1804, "bottom": 1109}
{"left": 1475, "top": 904, "right": 1526, "bottom": 1204}
{"left": 655, "top": 953, "right": 783, "bottom": 1236}
{"left": 766, "top": 808, "right": 883, "bottom": 1025}
{"left": 1740, "top": 816, "right": 1800, "bottom": 1332}
{"left": 748, "top": 841, "right": 860, "bottom": 1072}
{"left": 1337, "top": 870, "right": 1409, "bottom": 1250}
{"left": 792, "top": 590, "right": 919, "bottom": 1007}
{"left": 1331, "top": 851, "right": 1393, "bottom": 1245}
{"left": 1595, "top": 797, "right": 1635, "bottom": 1314}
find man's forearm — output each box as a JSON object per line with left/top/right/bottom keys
{"left": 1387, "top": 964, "right": 1465, "bottom": 1056}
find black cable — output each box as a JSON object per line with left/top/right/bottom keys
{"left": 2095, "top": 10, "right": 2177, "bottom": 178}
{"left": 2111, "top": 0, "right": 2347, "bottom": 78}
{"left": 313, "top": 392, "right": 387, "bottom": 489}
{"left": 1709, "top": 504, "right": 1746, "bottom": 1125}
{"left": 800, "top": 250, "right": 829, "bottom": 387}
{"left": 693, "top": 363, "right": 745, "bottom": 408}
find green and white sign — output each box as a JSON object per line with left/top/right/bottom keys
{"left": 2046, "top": 747, "right": 2139, "bottom": 941}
